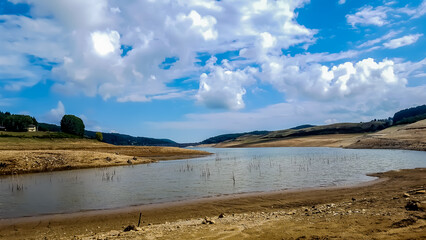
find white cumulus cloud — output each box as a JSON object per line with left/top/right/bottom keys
{"left": 91, "top": 30, "right": 120, "bottom": 56}
{"left": 43, "top": 101, "right": 65, "bottom": 124}
{"left": 1, "top": 0, "right": 317, "bottom": 105}
{"left": 196, "top": 57, "right": 257, "bottom": 110}
{"left": 260, "top": 57, "right": 406, "bottom": 101}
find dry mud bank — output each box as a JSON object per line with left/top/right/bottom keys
{"left": 0, "top": 138, "right": 210, "bottom": 175}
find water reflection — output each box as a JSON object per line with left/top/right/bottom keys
{"left": 0, "top": 147, "right": 425, "bottom": 218}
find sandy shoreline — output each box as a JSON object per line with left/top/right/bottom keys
{"left": 1, "top": 168, "right": 425, "bottom": 239}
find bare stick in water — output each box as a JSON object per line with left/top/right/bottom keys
{"left": 138, "top": 212, "right": 142, "bottom": 227}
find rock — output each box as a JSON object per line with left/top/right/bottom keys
{"left": 415, "top": 190, "right": 425, "bottom": 194}
{"left": 403, "top": 193, "right": 410, "bottom": 198}
{"left": 218, "top": 213, "right": 225, "bottom": 218}
{"left": 109, "top": 230, "right": 120, "bottom": 236}
{"left": 135, "top": 227, "right": 142, "bottom": 231}
{"left": 391, "top": 218, "right": 417, "bottom": 228}
{"left": 123, "top": 225, "right": 137, "bottom": 232}
{"left": 105, "top": 157, "right": 112, "bottom": 162}
{"left": 202, "top": 217, "right": 215, "bottom": 224}
{"left": 405, "top": 200, "right": 424, "bottom": 211}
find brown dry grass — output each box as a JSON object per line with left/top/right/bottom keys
{"left": 213, "top": 120, "right": 426, "bottom": 151}
{"left": 348, "top": 119, "right": 426, "bottom": 151}
{"left": 0, "top": 137, "right": 210, "bottom": 175}
{"left": 216, "top": 133, "right": 364, "bottom": 148}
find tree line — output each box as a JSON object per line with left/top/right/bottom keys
{"left": 0, "top": 111, "right": 38, "bottom": 132}
{"left": 2, "top": 103, "right": 425, "bottom": 144}
{"left": 0, "top": 111, "right": 86, "bottom": 137}
{"left": 393, "top": 104, "right": 426, "bottom": 125}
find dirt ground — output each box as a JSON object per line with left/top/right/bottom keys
{"left": 0, "top": 168, "right": 424, "bottom": 240}
{"left": 0, "top": 138, "right": 210, "bottom": 175}
{"left": 348, "top": 119, "right": 426, "bottom": 151}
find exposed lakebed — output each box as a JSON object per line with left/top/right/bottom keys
{"left": 1, "top": 147, "right": 425, "bottom": 218}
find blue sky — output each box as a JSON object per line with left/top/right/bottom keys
{"left": 0, "top": 0, "right": 425, "bottom": 142}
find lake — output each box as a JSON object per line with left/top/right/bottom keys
{"left": 0, "top": 147, "right": 425, "bottom": 218}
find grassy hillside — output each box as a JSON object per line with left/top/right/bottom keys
{"left": 393, "top": 104, "right": 426, "bottom": 125}
{"left": 0, "top": 131, "right": 80, "bottom": 139}
{"left": 37, "top": 122, "right": 179, "bottom": 146}
{"left": 200, "top": 130, "right": 270, "bottom": 145}
{"left": 85, "top": 130, "right": 177, "bottom": 146}
{"left": 263, "top": 121, "right": 388, "bottom": 139}
{"left": 213, "top": 121, "right": 389, "bottom": 148}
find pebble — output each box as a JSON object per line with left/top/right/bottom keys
{"left": 202, "top": 217, "right": 215, "bottom": 225}
{"left": 415, "top": 190, "right": 425, "bottom": 195}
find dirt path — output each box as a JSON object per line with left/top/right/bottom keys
{"left": 1, "top": 168, "right": 424, "bottom": 239}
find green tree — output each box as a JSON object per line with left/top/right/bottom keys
{"left": 95, "top": 132, "right": 103, "bottom": 141}
{"left": 393, "top": 104, "right": 426, "bottom": 125}
{"left": 60, "top": 115, "right": 85, "bottom": 136}
{"left": 2, "top": 114, "right": 37, "bottom": 132}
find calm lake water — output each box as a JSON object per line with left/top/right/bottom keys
{"left": 1, "top": 147, "right": 425, "bottom": 218}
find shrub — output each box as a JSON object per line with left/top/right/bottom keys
{"left": 95, "top": 132, "right": 103, "bottom": 141}
{"left": 60, "top": 115, "right": 85, "bottom": 136}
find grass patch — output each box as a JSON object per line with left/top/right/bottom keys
{"left": 0, "top": 131, "right": 80, "bottom": 139}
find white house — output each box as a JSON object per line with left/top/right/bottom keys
{"left": 27, "top": 124, "right": 37, "bottom": 132}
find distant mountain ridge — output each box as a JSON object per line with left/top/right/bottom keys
{"left": 38, "top": 123, "right": 178, "bottom": 147}
{"left": 8, "top": 104, "right": 426, "bottom": 147}
{"left": 84, "top": 130, "right": 177, "bottom": 146}
{"left": 198, "top": 104, "right": 426, "bottom": 147}
{"left": 290, "top": 124, "right": 316, "bottom": 130}
{"left": 200, "top": 130, "right": 270, "bottom": 145}
{"left": 210, "top": 121, "right": 391, "bottom": 148}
